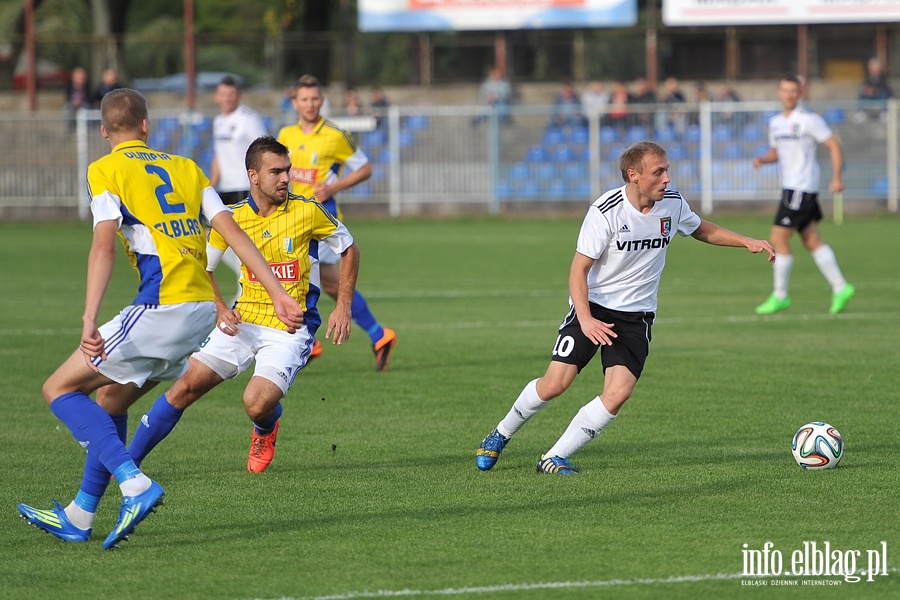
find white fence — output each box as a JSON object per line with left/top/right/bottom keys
{"left": 1, "top": 100, "right": 898, "bottom": 219}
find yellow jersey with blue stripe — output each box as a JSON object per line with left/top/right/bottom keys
{"left": 209, "top": 192, "right": 353, "bottom": 331}
{"left": 276, "top": 117, "right": 369, "bottom": 221}
{"left": 87, "top": 140, "right": 227, "bottom": 305}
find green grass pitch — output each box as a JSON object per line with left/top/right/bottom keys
{"left": 0, "top": 214, "right": 897, "bottom": 599}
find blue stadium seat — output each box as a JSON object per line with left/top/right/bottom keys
{"left": 741, "top": 124, "right": 764, "bottom": 142}
{"left": 404, "top": 115, "right": 429, "bottom": 130}
{"left": 519, "top": 180, "right": 541, "bottom": 198}
{"left": 655, "top": 127, "right": 677, "bottom": 143}
{"left": 551, "top": 144, "right": 575, "bottom": 163}
{"left": 600, "top": 126, "right": 619, "bottom": 144}
{"left": 525, "top": 145, "right": 549, "bottom": 163}
{"left": 534, "top": 163, "right": 557, "bottom": 180}
{"left": 148, "top": 131, "right": 171, "bottom": 150}
{"left": 362, "top": 129, "right": 387, "bottom": 148}
{"left": 712, "top": 124, "right": 733, "bottom": 142}
{"left": 872, "top": 176, "right": 889, "bottom": 195}
{"left": 398, "top": 130, "right": 415, "bottom": 148}
{"left": 543, "top": 127, "right": 565, "bottom": 146}
{"left": 495, "top": 179, "right": 514, "bottom": 198}
{"left": 569, "top": 127, "right": 590, "bottom": 145}
{"left": 508, "top": 162, "right": 530, "bottom": 181}
{"left": 563, "top": 163, "right": 589, "bottom": 180}
{"left": 684, "top": 125, "right": 702, "bottom": 142}
{"left": 752, "top": 142, "right": 770, "bottom": 157}
{"left": 625, "top": 125, "right": 648, "bottom": 143}
{"left": 667, "top": 143, "right": 687, "bottom": 160}
{"left": 190, "top": 116, "right": 212, "bottom": 134}
{"left": 720, "top": 142, "right": 744, "bottom": 159}
{"left": 262, "top": 115, "right": 274, "bottom": 132}
{"left": 156, "top": 117, "right": 180, "bottom": 133}
{"left": 823, "top": 108, "right": 845, "bottom": 125}
{"left": 568, "top": 180, "right": 591, "bottom": 197}
{"left": 546, "top": 179, "right": 567, "bottom": 198}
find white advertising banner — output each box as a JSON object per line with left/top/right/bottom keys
{"left": 663, "top": 0, "right": 900, "bottom": 26}
{"left": 359, "top": 0, "right": 638, "bottom": 32}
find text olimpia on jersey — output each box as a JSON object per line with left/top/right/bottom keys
{"left": 276, "top": 117, "right": 369, "bottom": 220}
{"left": 576, "top": 187, "right": 702, "bottom": 312}
{"left": 87, "top": 140, "right": 229, "bottom": 305}
{"left": 208, "top": 192, "right": 353, "bottom": 331}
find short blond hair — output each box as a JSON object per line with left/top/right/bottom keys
{"left": 100, "top": 88, "right": 148, "bottom": 135}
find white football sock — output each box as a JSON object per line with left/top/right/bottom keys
{"left": 119, "top": 473, "right": 152, "bottom": 497}
{"left": 497, "top": 379, "right": 547, "bottom": 439}
{"left": 773, "top": 254, "right": 794, "bottom": 299}
{"left": 811, "top": 245, "right": 847, "bottom": 292}
{"left": 544, "top": 396, "right": 616, "bottom": 459}
{"left": 64, "top": 502, "right": 94, "bottom": 530}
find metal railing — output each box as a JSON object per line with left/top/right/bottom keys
{"left": 1, "top": 100, "right": 897, "bottom": 219}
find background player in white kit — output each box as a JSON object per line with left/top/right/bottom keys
{"left": 753, "top": 75, "right": 855, "bottom": 316}
{"left": 475, "top": 141, "right": 775, "bottom": 475}
{"left": 210, "top": 75, "right": 269, "bottom": 306}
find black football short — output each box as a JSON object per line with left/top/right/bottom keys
{"left": 774, "top": 189, "right": 823, "bottom": 232}
{"left": 550, "top": 302, "right": 655, "bottom": 379}
{"left": 218, "top": 190, "right": 249, "bottom": 206}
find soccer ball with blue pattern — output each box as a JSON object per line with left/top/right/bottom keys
{"left": 792, "top": 422, "right": 843, "bottom": 469}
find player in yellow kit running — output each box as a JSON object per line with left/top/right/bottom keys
{"left": 125, "top": 136, "right": 359, "bottom": 473}
{"left": 278, "top": 74, "right": 396, "bottom": 371}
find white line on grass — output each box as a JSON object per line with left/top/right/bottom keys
{"left": 260, "top": 572, "right": 748, "bottom": 600}
{"left": 259, "top": 567, "right": 899, "bottom": 600}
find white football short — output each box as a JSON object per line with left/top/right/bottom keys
{"left": 95, "top": 302, "right": 216, "bottom": 387}
{"left": 192, "top": 322, "right": 315, "bottom": 396}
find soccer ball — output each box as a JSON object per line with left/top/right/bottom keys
{"left": 791, "top": 422, "right": 843, "bottom": 469}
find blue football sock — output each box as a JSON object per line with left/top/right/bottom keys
{"left": 49, "top": 391, "right": 138, "bottom": 478}
{"left": 350, "top": 290, "right": 384, "bottom": 345}
{"left": 128, "top": 393, "right": 184, "bottom": 467}
{"left": 254, "top": 401, "right": 282, "bottom": 435}
{"left": 78, "top": 413, "right": 128, "bottom": 500}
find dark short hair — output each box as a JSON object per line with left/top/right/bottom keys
{"left": 780, "top": 74, "right": 802, "bottom": 87}
{"left": 619, "top": 141, "right": 667, "bottom": 182}
{"left": 245, "top": 135, "right": 289, "bottom": 172}
{"left": 100, "top": 88, "right": 149, "bottom": 134}
{"left": 218, "top": 75, "right": 240, "bottom": 90}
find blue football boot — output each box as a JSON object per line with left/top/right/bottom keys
{"left": 18, "top": 500, "right": 91, "bottom": 542}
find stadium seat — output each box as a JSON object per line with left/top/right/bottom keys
{"left": 551, "top": 144, "right": 575, "bottom": 162}
{"left": 655, "top": 127, "right": 677, "bottom": 143}
{"left": 398, "top": 130, "right": 415, "bottom": 148}
{"left": 156, "top": 117, "right": 180, "bottom": 133}
{"left": 568, "top": 180, "right": 592, "bottom": 197}
{"left": 625, "top": 125, "right": 648, "bottom": 143}
{"left": 823, "top": 108, "right": 845, "bottom": 125}
{"left": 569, "top": 127, "right": 590, "bottom": 145}
{"left": 148, "top": 131, "right": 171, "bottom": 150}
{"left": 543, "top": 127, "right": 565, "bottom": 146}
{"left": 404, "top": 115, "right": 429, "bottom": 130}
{"left": 720, "top": 142, "right": 743, "bottom": 159}
{"left": 712, "top": 124, "right": 733, "bottom": 142}
{"left": 508, "top": 162, "right": 530, "bottom": 181}
{"left": 741, "top": 124, "right": 764, "bottom": 142}
{"left": 546, "top": 179, "right": 567, "bottom": 198}
{"left": 600, "top": 126, "right": 619, "bottom": 144}
{"left": 519, "top": 180, "right": 541, "bottom": 198}
{"left": 525, "top": 145, "right": 549, "bottom": 163}
{"left": 262, "top": 115, "right": 274, "bottom": 132}
{"left": 534, "top": 163, "right": 557, "bottom": 180}
{"left": 563, "top": 162, "right": 589, "bottom": 180}
{"left": 495, "top": 179, "right": 514, "bottom": 198}
{"left": 872, "top": 176, "right": 889, "bottom": 195}
{"left": 667, "top": 143, "right": 687, "bottom": 161}
{"left": 362, "top": 129, "right": 387, "bottom": 148}
{"left": 684, "top": 125, "right": 702, "bottom": 142}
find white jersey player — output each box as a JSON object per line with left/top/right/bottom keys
{"left": 752, "top": 75, "right": 855, "bottom": 316}
{"left": 475, "top": 141, "right": 775, "bottom": 475}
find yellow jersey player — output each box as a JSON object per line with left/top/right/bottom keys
{"left": 18, "top": 89, "right": 303, "bottom": 550}
{"left": 277, "top": 74, "right": 396, "bottom": 371}
{"left": 126, "top": 136, "right": 359, "bottom": 474}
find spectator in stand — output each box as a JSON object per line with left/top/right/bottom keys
{"left": 93, "top": 68, "right": 122, "bottom": 107}
{"left": 602, "top": 80, "right": 631, "bottom": 129}
{"left": 858, "top": 57, "right": 893, "bottom": 121}
{"left": 551, "top": 80, "right": 586, "bottom": 128}
{"left": 581, "top": 80, "right": 609, "bottom": 121}
{"left": 342, "top": 87, "right": 363, "bottom": 116}
{"left": 717, "top": 84, "right": 744, "bottom": 130}
{"left": 369, "top": 86, "right": 389, "bottom": 129}
{"left": 629, "top": 78, "right": 656, "bottom": 127}
{"left": 660, "top": 77, "right": 687, "bottom": 135}
{"left": 65, "top": 66, "right": 91, "bottom": 130}
{"left": 474, "top": 67, "right": 512, "bottom": 125}
{"left": 688, "top": 81, "right": 710, "bottom": 126}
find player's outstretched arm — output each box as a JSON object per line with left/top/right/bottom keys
{"left": 209, "top": 212, "right": 304, "bottom": 333}
{"left": 691, "top": 220, "right": 775, "bottom": 262}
